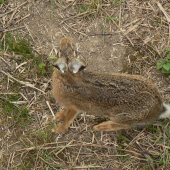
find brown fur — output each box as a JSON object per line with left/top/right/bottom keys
{"left": 52, "top": 38, "right": 163, "bottom": 133}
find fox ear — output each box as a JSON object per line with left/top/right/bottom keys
{"left": 52, "top": 58, "right": 68, "bottom": 73}
{"left": 68, "top": 58, "right": 87, "bottom": 73}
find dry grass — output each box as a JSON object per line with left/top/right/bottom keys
{"left": 0, "top": 0, "right": 170, "bottom": 169}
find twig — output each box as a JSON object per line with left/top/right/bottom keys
{"left": 157, "top": 2, "right": 170, "bottom": 22}
{"left": 0, "top": 1, "right": 28, "bottom": 18}
{"left": 0, "top": 70, "right": 45, "bottom": 94}
{"left": 4, "top": 25, "right": 25, "bottom": 32}
{"left": 15, "top": 142, "right": 141, "bottom": 157}
{"left": 7, "top": 153, "right": 12, "bottom": 170}
{"left": 16, "top": 62, "right": 28, "bottom": 70}
{"left": 72, "top": 165, "right": 102, "bottom": 169}
{"left": 11, "top": 101, "right": 27, "bottom": 104}
{"left": 87, "top": 33, "right": 116, "bottom": 36}
{"left": 38, "top": 156, "right": 58, "bottom": 170}
{"left": 42, "top": 79, "right": 51, "bottom": 92}
{"left": 111, "top": 19, "right": 134, "bottom": 47}
{"left": 0, "top": 56, "right": 11, "bottom": 66}
{"left": 60, "top": 11, "right": 93, "bottom": 24}
{"left": 8, "top": 8, "right": 18, "bottom": 24}
{"left": 72, "top": 145, "right": 82, "bottom": 167}
{"left": 77, "top": 124, "right": 94, "bottom": 134}
{"left": 121, "top": 131, "right": 155, "bottom": 170}
{"left": 157, "top": 2, "right": 170, "bottom": 40}
{"left": 14, "top": 14, "right": 31, "bottom": 25}
{"left": 124, "top": 19, "right": 144, "bottom": 36}
{"left": 0, "top": 14, "right": 30, "bottom": 32}
{"left": 64, "top": 23, "right": 87, "bottom": 36}
{"left": 46, "top": 100, "right": 55, "bottom": 117}
{"left": 55, "top": 140, "right": 74, "bottom": 156}
{"left": 123, "top": 18, "right": 141, "bottom": 28}
{"left": 135, "top": 42, "right": 161, "bottom": 58}
{"left": 24, "top": 24, "right": 35, "bottom": 42}
{"left": 104, "top": 10, "right": 134, "bottom": 47}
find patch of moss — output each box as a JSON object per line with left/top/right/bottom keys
{"left": 3, "top": 33, "right": 53, "bottom": 77}
{"left": 1, "top": 98, "right": 31, "bottom": 127}
{"left": 4, "top": 33, "right": 34, "bottom": 59}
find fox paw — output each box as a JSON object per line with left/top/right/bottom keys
{"left": 52, "top": 123, "right": 68, "bottom": 134}
{"left": 53, "top": 110, "right": 66, "bottom": 121}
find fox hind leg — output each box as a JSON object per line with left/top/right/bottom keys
{"left": 94, "top": 121, "right": 131, "bottom": 131}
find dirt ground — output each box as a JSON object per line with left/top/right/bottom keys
{"left": 0, "top": 0, "right": 170, "bottom": 169}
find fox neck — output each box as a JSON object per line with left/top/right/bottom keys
{"left": 56, "top": 69, "right": 81, "bottom": 84}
